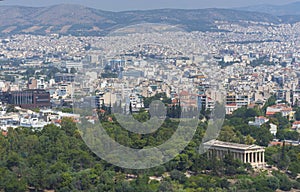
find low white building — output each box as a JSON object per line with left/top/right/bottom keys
{"left": 226, "top": 103, "right": 239, "bottom": 115}
{"left": 248, "top": 116, "right": 269, "bottom": 127}
{"left": 20, "top": 117, "right": 51, "bottom": 129}
{"left": 269, "top": 123, "right": 278, "bottom": 136}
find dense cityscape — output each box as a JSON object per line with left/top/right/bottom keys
{"left": 0, "top": 2, "right": 300, "bottom": 192}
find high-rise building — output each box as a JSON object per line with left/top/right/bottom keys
{"left": 7, "top": 89, "right": 51, "bottom": 109}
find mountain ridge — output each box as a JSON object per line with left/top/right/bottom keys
{"left": 0, "top": 4, "right": 290, "bottom": 36}
{"left": 237, "top": 2, "right": 300, "bottom": 16}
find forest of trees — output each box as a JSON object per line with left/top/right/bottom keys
{"left": 0, "top": 101, "right": 299, "bottom": 192}
{"left": 0, "top": 93, "right": 299, "bottom": 191}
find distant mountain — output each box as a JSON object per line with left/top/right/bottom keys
{"left": 0, "top": 4, "right": 283, "bottom": 36}
{"left": 238, "top": 2, "right": 300, "bottom": 16}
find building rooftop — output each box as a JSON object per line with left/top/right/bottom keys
{"left": 203, "top": 139, "right": 264, "bottom": 151}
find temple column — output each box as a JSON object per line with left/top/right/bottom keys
{"left": 258, "top": 151, "right": 261, "bottom": 163}
{"left": 259, "top": 151, "right": 262, "bottom": 163}
{"left": 247, "top": 152, "right": 250, "bottom": 163}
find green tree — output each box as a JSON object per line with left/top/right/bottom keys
{"left": 273, "top": 171, "right": 292, "bottom": 191}
{"left": 267, "top": 176, "right": 280, "bottom": 191}
{"left": 158, "top": 181, "right": 173, "bottom": 192}
{"left": 70, "top": 67, "right": 77, "bottom": 74}
{"left": 245, "top": 135, "right": 255, "bottom": 145}
{"left": 262, "top": 95, "right": 276, "bottom": 112}
{"left": 60, "top": 117, "right": 77, "bottom": 137}
{"left": 218, "top": 125, "right": 241, "bottom": 143}
{"left": 25, "top": 68, "right": 36, "bottom": 78}
{"left": 274, "top": 113, "right": 290, "bottom": 129}
{"left": 170, "top": 169, "right": 187, "bottom": 184}
{"left": 6, "top": 105, "right": 18, "bottom": 113}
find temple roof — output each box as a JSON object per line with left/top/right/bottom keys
{"left": 203, "top": 139, "right": 264, "bottom": 151}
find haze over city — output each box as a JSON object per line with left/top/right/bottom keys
{"left": 0, "top": 0, "right": 300, "bottom": 11}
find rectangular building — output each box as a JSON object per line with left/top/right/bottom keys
{"left": 55, "top": 73, "right": 75, "bottom": 83}
{"left": 7, "top": 89, "right": 51, "bottom": 109}
{"left": 203, "top": 139, "right": 265, "bottom": 168}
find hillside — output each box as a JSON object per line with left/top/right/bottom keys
{"left": 238, "top": 2, "right": 300, "bottom": 16}
{"left": 0, "top": 4, "right": 282, "bottom": 36}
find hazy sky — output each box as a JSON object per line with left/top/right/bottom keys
{"left": 0, "top": 0, "right": 299, "bottom": 11}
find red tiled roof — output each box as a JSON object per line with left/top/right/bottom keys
{"left": 293, "top": 121, "right": 300, "bottom": 125}
{"left": 269, "top": 141, "right": 283, "bottom": 146}
{"left": 266, "top": 112, "right": 276, "bottom": 116}
{"left": 248, "top": 104, "right": 256, "bottom": 108}
{"left": 226, "top": 103, "right": 237, "bottom": 106}
{"left": 54, "top": 119, "right": 62, "bottom": 123}
{"left": 180, "top": 91, "right": 189, "bottom": 96}
{"left": 282, "top": 108, "right": 293, "bottom": 112}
